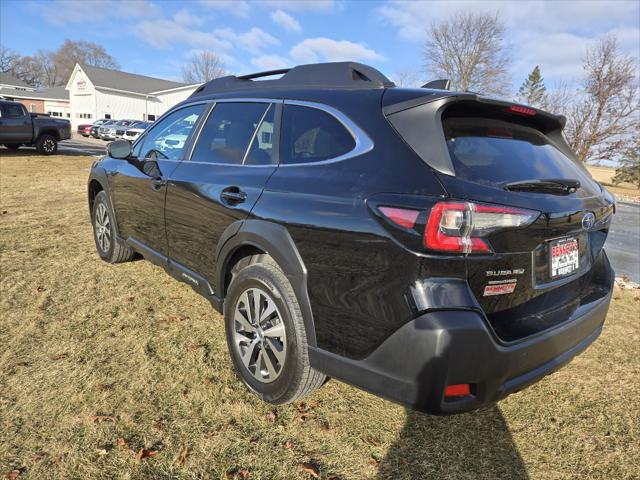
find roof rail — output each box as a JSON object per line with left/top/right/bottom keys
{"left": 190, "top": 62, "right": 395, "bottom": 97}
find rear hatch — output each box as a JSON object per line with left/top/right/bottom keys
{"left": 384, "top": 93, "right": 615, "bottom": 342}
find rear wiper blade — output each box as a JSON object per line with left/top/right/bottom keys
{"left": 504, "top": 179, "right": 580, "bottom": 195}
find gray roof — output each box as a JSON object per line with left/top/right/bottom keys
{"left": 80, "top": 64, "right": 188, "bottom": 94}
{"left": 0, "top": 86, "right": 69, "bottom": 100}
{"left": 0, "top": 72, "right": 32, "bottom": 89}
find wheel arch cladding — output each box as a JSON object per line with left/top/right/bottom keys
{"left": 88, "top": 179, "right": 104, "bottom": 212}
{"left": 217, "top": 219, "right": 317, "bottom": 347}
{"left": 87, "top": 167, "right": 121, "bottom": 238}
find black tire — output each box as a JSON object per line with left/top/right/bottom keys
{"left": 224, "top": 256, "right": 326, "bottom": 404}
{"left": 4, "top": 144, "right": 21, "bottom": 150}
{"left": 91, "top": 191, "right": 135, "bottom": 263}
{"left": 36, "top": 134, "right": 57, "bottom": 155}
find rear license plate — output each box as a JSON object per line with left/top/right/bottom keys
{"left": 549, "top": 237, "right": 579, "bottom": 278}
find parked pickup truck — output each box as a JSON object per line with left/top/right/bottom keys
{"left": 0, "top": 100, "right": 71, "bottom": 155}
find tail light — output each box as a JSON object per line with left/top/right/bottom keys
{"left": 378, "top": 206, "right": 419, "bottom": 229}
{"left": 425, "top": 201, "right": 538, "bottom": 254}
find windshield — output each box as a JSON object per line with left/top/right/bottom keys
{"left": 443, "top": 117, "right": 596, "bottom": 188}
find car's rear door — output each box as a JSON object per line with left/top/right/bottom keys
{"left": 107, "top": 103, "right": 207, "bottom": 257}
{"left": 0, "top": 103, "right": 32, "bottom": 143}
{"left": 164, "top": 99, "right": 280, "bottom": 293}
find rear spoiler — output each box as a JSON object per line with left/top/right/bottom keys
{"left": 383, "top": 92, "right": 568, "bottom": 176}
{"left": 383, "top": 92, "right": 566, "bottom": 129}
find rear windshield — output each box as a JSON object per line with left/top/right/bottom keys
{"left": 443, "top": 117, "right": 593, "bottom": 187}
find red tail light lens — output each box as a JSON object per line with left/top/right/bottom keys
{"left": 425, "top": 201, "right": 538, "bottom": 254}
{"left": 379, "top": 206, "right": 420, "bottom": 229}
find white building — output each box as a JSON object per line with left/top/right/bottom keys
{"left": 65, "top": 64, "right": 200, "bottom": 128}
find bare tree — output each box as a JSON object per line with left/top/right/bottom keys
{"left": 11, "top": 55, "right": 46, "bottom": 87}
{"left": 0, "top": 45, "right": 20, "bottom": 73}
{"left": 564, "top": 36, "right": 639, "bottom": 163}
{"left": 542, "top": 82, "right": 573, "bottom": 116}
{"left": 423, "top": 12, "right": 510, "bottom": 96}
{"left": 392, "top": 68, "right": 422, "bottom": 88}
{"left": 181, "top": 51, "right": 227, "bottom": 84}
{"left": 8, "top": 40, "right": 119, "bottom": 88}
{"left": 53, "top": 40, "right": 120, "bottom": 84}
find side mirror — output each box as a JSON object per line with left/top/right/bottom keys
{"left": 107, "top": 139, "right": 132, "bottom": 159}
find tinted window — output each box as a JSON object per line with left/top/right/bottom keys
{"left": 133, "top": 104, "right": 204, "bottom": 161}
{"left": 245, "top": 105, "right": 275, "bottom": 165}
{"left": 443, "top": 117, "right": 596, "bottom": 187}
{"left": 191, "top": 102, "right": 269, "bottom": 165}
{"left": 1, "top": 103, "right": 26, "bottom": 118}
{"left": 280, "top": 105, "right": 355, "bottom": 165}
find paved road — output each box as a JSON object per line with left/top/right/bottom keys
{"left": 605, "top": 202, "right": 640, "bottom": 282}
{"left": 58, "top": 137, "right": 108, "bottom": 156}
{"left": 0, "top": 137, "right": 107, "bottom": 157}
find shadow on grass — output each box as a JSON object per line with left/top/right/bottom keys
{"left": 376, "top": 405, "right": 527, "bottom": 479}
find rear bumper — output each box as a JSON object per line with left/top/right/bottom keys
{"left": 309, "top": 263, "right": 613, "bottom": 415}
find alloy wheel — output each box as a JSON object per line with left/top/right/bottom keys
{"left": 94, "top": 203, "right": 111, "bottom": 253}
{"left": 232, "top": 287, "right": 287, "bottom": 383}
{"left": 43, "top": 138, "right": 55, "bottom": 153}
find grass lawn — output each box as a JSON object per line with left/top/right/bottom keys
{"left": 1, "top": 152, "right": 639, "bottom": 479}
{"left": 586, "top": 165, "right": 639, "bottom": 200}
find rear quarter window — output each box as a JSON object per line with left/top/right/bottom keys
{"left": 280, "top": 105, "right": 355, "bottom": 165}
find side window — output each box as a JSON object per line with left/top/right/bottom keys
{"left": 133, "top": 104, "right": 205, "bottom": 161}
{"left": 245, "top": 105, "right": 275, "bottom": 165}
{"left": 1, "top": 103, "right": 27, "bottom": 118}
{"left": 280, "top": 105, "right": 355, "bottom": 165}
{"left": 191, "top": 102, "right": 269, "bottom": 165}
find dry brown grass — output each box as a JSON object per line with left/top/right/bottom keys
{"left": 1, "top": 152, "right": 639, "bottom": 479}
{"left": 586, "top": 165, "right": 639, "bottom": 199}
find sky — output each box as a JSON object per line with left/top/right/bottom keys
{"left": 1, "top": 0, "right": 639, "bottom": 91}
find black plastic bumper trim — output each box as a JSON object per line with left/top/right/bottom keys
{"left": 309, "top": 286, "right": 611, "bottom": 415}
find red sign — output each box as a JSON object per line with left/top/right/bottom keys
{"left": 76, "top": 79, "right": 86, "bottom": 91}
{"left": 483, "top": 281, "right": 517, "bottom": 296}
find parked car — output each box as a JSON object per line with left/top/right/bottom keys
{"left": 88, "top": 62, "right": 615, "bottom": 414}
{"left": 123, "top": 121, "right": 152, "bottom": 142}
{"left": 0, "top": 99, "right": 71, "bottom": 154}
{"left": 77, "top": 124, "right": 93, "bottom": 137}
{"left": 90, "top": 119, "right": 110, "bottom": 138}
{"left": 114, "top": 120, "right": 138, "bottom": 139}
{"left": 99, "top": 120, "right": 122, "bottom": 141}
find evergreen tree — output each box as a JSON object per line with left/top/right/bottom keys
{"left": 517, "top": 65, "right": 547, "bottom": 107}
{"left": 612, "top": 133, "right": 640, "bottom": 188}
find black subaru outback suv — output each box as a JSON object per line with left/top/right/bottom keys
{"left": 88, "top": 62, "right": 615, "bottom": 414}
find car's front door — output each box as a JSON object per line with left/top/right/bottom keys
{"left": 165, "top": 100, "right": 280, "bottom": 293}
{"left": 107, "top": 103, "right": 207, "bottom": 257}
{"left": 0, "top": 103, "right": 32, "bottom": 143}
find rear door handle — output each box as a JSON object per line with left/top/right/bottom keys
{"left": 151, "top": 177, "right": 167, "bottom": 191}
{"left": 220, "top": 186, "right": 247, "bottom": 205}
